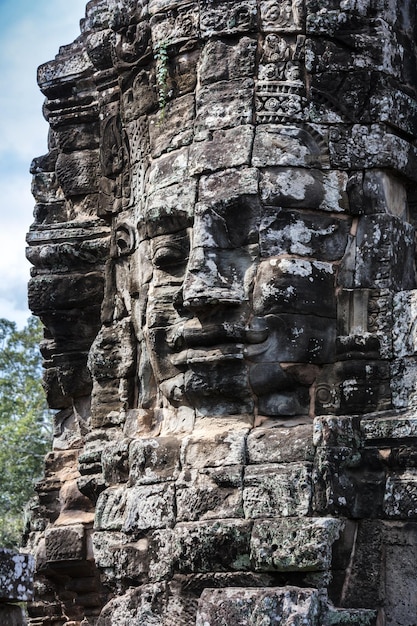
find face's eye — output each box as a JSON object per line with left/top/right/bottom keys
{"left": 153, "top": 245, "right": 187, "bottom": 268}
{"left": 151, "top": 231, "right": 189, "bottom": 269}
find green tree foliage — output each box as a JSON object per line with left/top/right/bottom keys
{"left": 0, "top": 316, "right": 52, "bottom": 548}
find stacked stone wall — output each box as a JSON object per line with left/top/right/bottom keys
{"left": 24, "top": 0, "right": 417, "bottom": 624}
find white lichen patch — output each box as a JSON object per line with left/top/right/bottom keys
{"left": 321, "top": 170, "right": 349, "bottom": 212}
{"left": 264, "top": 169, "right": 316, "bottom": 201}
{"left": 383, "top": 471, "right": 417, "bottom": 518}
{"left": 281, "top": 221, "right": 312, "bottom": 256}
{"left": 341, "top": 379, "right": 358, "bottom": 400}
{"left": 277, "top": 258, "right": 334, "bottom": 277}
{"left": 0, "top": 550, "right": 34, "bottom": 601}
{"left": 391, "top": 358, "right": 417, "bottom": 410}
{"left": 393, "top": 290, "right": 417, "bottom": 358}
{"left": 278, "top": 258, "right": 312, "bottom": 277}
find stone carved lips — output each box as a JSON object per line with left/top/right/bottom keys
{"left": 168, "top": 317, "right": 269, "bottom": 366}
{"left": 171, "top": 345, "right": 244, "bottom": 365}
{"left": 167, "top": 318, "right": 269, "bottom": 350}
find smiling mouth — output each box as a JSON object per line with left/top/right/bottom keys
{"left": 167, "top": 317, "right": 269, "bottom": 366}
{"left": 167, "top": 318, "right": 269, "bottom": 350}
{"left": 170, "top": 344, "right": 245, "bottom": 366}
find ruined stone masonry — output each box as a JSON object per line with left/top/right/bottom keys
{"left": 24, "top": 0, "right": 417, "bottom": 624}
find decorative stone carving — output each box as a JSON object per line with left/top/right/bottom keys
{"left": 256, "top": 34, "right": 305, "bottom": 123}
{"left": 260, "top": 0, "right": 305, "bottom": 32}
{"left": 24, "top": 0, "right": 417, "bottom": 624}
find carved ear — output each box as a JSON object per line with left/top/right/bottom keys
{"left": 112, "top": 222, "right": 136, "bottom": 257}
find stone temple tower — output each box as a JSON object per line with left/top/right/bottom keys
{"left": 25, "top": 0, "right": 417, "bottom": 624}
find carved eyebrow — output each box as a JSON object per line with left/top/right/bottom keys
{"left": 142, "top": 210, "right": 193, "bottom": 238}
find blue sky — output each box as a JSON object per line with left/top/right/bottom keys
{"left": 0, "top": 0, "right": 88, "bottom": 327}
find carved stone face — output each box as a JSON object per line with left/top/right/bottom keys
{"left": 142, "top": 201, "right": 255, "bottom": 417}
{"left": 85, "top": 2, "right": 415, "bottom": 426}
{"left": 135, "top": 143, "right": 348, "bottom": 420}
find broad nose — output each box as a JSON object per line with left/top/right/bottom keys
{"left": 181, "top": 246, "right": 244, "bottom": 311}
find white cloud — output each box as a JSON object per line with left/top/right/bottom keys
{"left": 0, "top": 0, "right": 88, "bottom": 161}
{"left": 0, "top": 298, "right": 32, "bottom": 329}
{"left": 0, "top": 0, "right": 88, "bottom": 327}
{"left": 0, "top": 174, "right": 34, "bottom": 327}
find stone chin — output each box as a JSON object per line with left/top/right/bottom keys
{"left": 156, "top": 347, "right": 313, "bottom": 419}
{"left": 158, "top": 353, "right": 254, "bottom": 417}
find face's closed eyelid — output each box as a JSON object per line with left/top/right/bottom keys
{"left": 152, "top": 243, "right": 189, "bottom": 268}
{"left": 151, "top": 231, "right": 190, "bottom": 269}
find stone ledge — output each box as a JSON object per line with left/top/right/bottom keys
{"left": 196, "top": 586, "right": 321, "bottom": 625}
{"left": 195, "top": 586, "right": 377, "bottom": 626}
